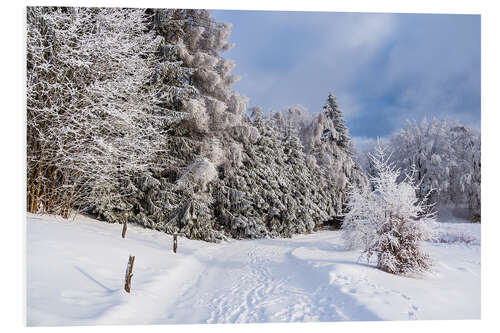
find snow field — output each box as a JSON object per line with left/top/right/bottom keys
{"left": 27, "top": 213, "right": 480, "bottom": 326}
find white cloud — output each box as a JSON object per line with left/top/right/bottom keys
{"left": 219, "top": 11, "right": 480, "bottom": 137}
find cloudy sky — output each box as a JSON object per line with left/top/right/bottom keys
{"left": 211, "top": 10, "right": 480, "bottom": 149}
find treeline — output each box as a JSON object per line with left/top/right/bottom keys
{"left": 27, "top": 7, "right": 480, "bottom": 242}
{"left": 359, "top": 118, "right": 481, "bottom": 221}
{"left": 27, "top": 7, "right": 365, "bottom": 241}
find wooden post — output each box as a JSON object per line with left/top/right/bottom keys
{"left": 121, "top": 216, "right": 128, "bottom": 239}
{"left": 124, "top": 255, "right": 135, "bottom": 293}
{"left": 173, "top": 234, "right": 178, "bottom": 253}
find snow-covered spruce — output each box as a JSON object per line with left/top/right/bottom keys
{"left": 212, "top": 110, "right": 364, "bottom": 240}
{"left": 101, "top": 102, "right": 366, "bottom": 242}
{"left": 27, "top": 8, "right": 367, "bottom": 242}
{"left": 90, "top": 9, "right": 366, "bottom": 242}
{"left": 95, "top": 9, "right": 251, "bottom": 240}
{"left": 342, "top": 141, "right": 436, "bottom": 275}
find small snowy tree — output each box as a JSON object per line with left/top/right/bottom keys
{"left": 343, "top": 141, "right": 436, "bottom": 275}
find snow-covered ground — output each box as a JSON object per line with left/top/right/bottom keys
{"left": 26, "top": 213, "right": 480, "bottom": 326}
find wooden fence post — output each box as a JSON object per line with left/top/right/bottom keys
{"left": 173, "top": 233, "right": 178, "bottom": 253}
{"left": 121, "top": 216, "right": 127, "bottom": 239}
{"left": 124, "top": 255, "right": 135, "bottom": 293}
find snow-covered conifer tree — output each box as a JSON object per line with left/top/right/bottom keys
{"left": 94, "top": 9, "right": 253, "bottom": 239}
{"left": 296, "top": 93, "right": 365, "bottom": 215}
{"left": 28, "top": 8, "right": 371, "bottom": 242}
{"left": 321, "top": 92, "right": 351, "bottom": 150}
{"left": 343, "top": 141, "right": 436, "bottom": 275}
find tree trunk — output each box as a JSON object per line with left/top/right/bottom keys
{"left": 124, "top": 255, "right": 135, "bottom": 293}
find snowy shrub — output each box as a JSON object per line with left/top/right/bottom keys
{"left": 343, "top": 141, "right": 436, "bottom": 275}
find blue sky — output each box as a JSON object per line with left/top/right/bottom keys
{"left": 211, "top": 10, "right": 480, "bottom": 148}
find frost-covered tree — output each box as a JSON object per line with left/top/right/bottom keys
{"left": 448, "top": 125, "right": 481, "bottom": 220}
{"left": 28, "top": 7, "right": 370, "bottom": 242}
{"left": 383, "top": 118, "right": 481, "bottom": 221}
{"left": 27, "top": 7, "right": 165, "bottom": 217}
{"left": 94, "top": 9, "right": 252, "bottom": 239}
{"left": 343, "top": 142, "right": 436, "bottom": 275}
{"left": 300, "top": 93, "right": 353, "bottom": 158}
{"left": 90, "top": 9, "right": 202, "bottom": 225}
{"left": 321, "top": 92, "right": 351, "bottom": 151}
{"left": 168, "top": 9, "right": 247, "bottom": 133}
{"left": 297, "top": 93, "right": 365, "bottom": 212}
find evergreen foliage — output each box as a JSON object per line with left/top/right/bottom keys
{"left": 25, "top": 7, "right": 382, "bottom": 242}
{"left": 320, "top": 93, "right": 351, "bottom": 151}
{"left": 86, "top": 9, "right": 367, "bottom": 241}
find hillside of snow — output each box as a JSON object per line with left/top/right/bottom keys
{"left": 27, "top": 213, "right": 480, "bottom": 326}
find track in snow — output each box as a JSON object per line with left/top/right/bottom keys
{"left": 159, "top": 235, "right": 381, "bottom": 324}
{"left": 27, "top": 214, "right": 481, "bottom": 325}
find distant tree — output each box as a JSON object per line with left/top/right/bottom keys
{"left": 296, "top": 93, "right": 365, "bottom": 213}
{"left": 448, "top": 125, "right": 481, "bottom": 220}
{"left": 95, "top": 9, "right": 254, "bottom": 238}
{"left": 321, "top": 92, "right": 351, "bottom": 151}
{"left": 343, "top": 141, "right": 436, "bottom": 275}
{"left": 300, "top": 93, "right": 352, "bottom": 157}
{"left": 386, "top": 118, "right": 481, "bottom": 221}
